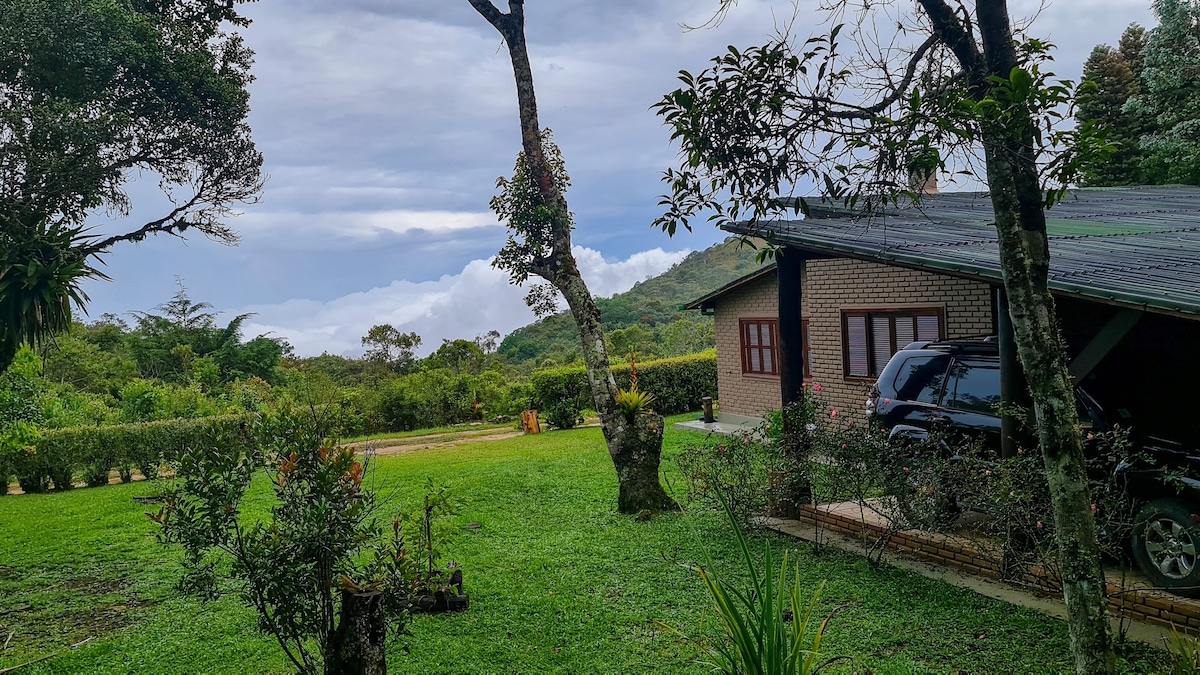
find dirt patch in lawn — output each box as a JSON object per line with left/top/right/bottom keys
{"left": 0, "top": 574, "right": 148, "bottom": 661}
{"left": 351, "top": 429, "right": 524, "bottom": 457}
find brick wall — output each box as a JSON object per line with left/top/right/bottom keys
{"left": 804, "top": 258, "right": 994, "bottom": 422}
{"left": 713, "top": 270, "right": 783, "bottom": 417}
{"left": 712, "top": 258, "right": 993, "bottom": 420}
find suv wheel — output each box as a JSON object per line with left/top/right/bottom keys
{"left": 1131, "top": 498, "right": 1200, "bottom": 595}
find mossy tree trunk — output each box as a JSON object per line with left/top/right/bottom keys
{"left": 467, "top": 0, "right": 677, "bottom": 514}
{"left": 325, "top": 590, "right": 387, "bottom": 675}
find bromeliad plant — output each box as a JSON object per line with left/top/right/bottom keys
{"left": 152, "top": 403, "right": 418, "bottom": 675}
{"left": 616, "top": 351, "right": 656, "bottom": 419}
{"left": 694, "top": 497, "right": 836, "bottom": 675}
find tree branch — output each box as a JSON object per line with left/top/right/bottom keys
{"left": 85, "top": 191, "right": 211, "bottom": 253}
{"left": 917, "top": 0, "right": 984, "bottom": 80}
{"left": 466, "top": 0, "right": 511, "bottom": 34}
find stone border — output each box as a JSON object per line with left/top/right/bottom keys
{"left": 796, "top": 501, "right": 1200, "bottom": 635}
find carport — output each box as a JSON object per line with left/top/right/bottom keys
{"left": 724, "top": 185, "right": 1200, "bottom": 456}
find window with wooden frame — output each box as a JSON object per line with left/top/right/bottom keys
{"left": 739, "top": 318, "right": 779, "bottom": 377}
{"left": 841, "top": 308, "right": 943, "bottom": 380}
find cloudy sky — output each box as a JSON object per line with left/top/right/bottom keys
{"left": 80, "top": 0, "right": 1155, "bottom": 357}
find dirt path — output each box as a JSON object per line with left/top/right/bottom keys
{"left": 348, "top": 428, "right": 523, "bottom": 457}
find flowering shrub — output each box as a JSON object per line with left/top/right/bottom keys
{"left": 154, "top": 403, "right": 419, "bottom": 673}
{"left": 676, "top": 423, "right": 784, "bottom": 526}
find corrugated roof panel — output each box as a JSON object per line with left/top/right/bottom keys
{"left": 726, "top": 185, "right": 1200, "bottom": 318}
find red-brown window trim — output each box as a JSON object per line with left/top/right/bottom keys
{"left": 840, "top": 307, "right": 945, "bottom": 381}
{"left": 739, "top": 318, "right": 780, "bottom": 378}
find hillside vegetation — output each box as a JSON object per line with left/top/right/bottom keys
{"left": 498, "top": 238, "right": 766, "bottom": 367}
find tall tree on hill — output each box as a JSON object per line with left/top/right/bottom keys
{"left": 656, "top": 1, "right": 1114, "bottom": 670}
{"left": 1128, "top": 0, "right": 1200, "bottom": 184}
{"left": 0, "top": 0, "right": 264, "bottom": 374}
{"left": 466, "top": 0, "right": 677, "bottom": 514}
{"left": 1077, "top": 34, "right": 1145, "bottom": 186}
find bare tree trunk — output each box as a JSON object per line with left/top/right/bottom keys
{"left": 326, "top": 590, "right": 388, "bottom": 675}
{"left": 972, "top": 4, "right": 1113, "bottom": 672}
{"left": 469, "top": 0, "right": 677, "bottom": 514}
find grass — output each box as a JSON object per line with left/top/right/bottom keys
{"left": 0, "top": 415, "right": 1165, "bottom": 674}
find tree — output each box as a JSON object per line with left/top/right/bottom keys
{"left": 0, "top": 0, "right": 264, "bottom": 374}
{"left": 1077, "top": 37, "right": 1145, "bottom": 186}
{"left": 656, "top": 2, "right": 1113, "bottom": 670}
{"left": 1127, "top": 0, "right": 1200, "bottom": 184}
{"left": 360, "top": 325, "right": 422, "bottom": 374}
{"left": 467, "top": 0, "right": 677, "bottom": 514}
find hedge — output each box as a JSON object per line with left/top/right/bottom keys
{"left": 1, "top": 415, "right": 255, "bottom": 494}
{"left": 530, "top": 351, "right": 717, "bottom": 420}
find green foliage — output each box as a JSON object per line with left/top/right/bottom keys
{"left": 361, "top": 324, "right": 422, "bottom": 374}
{"left": 14, "top": 414, "right": 255, "bottom": 491}
{"left": 154, "top": 404, "right": 416, "bottom": 674}
{"left": 118, "top": 379, "right": 222, "bottom": 424}
{"left": 530, "top": 352, "right": 717, "bottom": 425}
{"left": 695, "top": 498, "right": 831, "bottom": 675}
{"left": 499, "top": 239, "right": 761, "bottom": 367}
{"left": 0, "top": 0, "right": 263, "bottom": 375}
{"left": 676, "top": 425, "right": 782, "bottom": 527}
{"left": 616, "top": 388, "right": 656, "bottom": 418}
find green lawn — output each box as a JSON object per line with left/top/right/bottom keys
{"left": 0, "top": 417, "right": 1163, "bottom": 674}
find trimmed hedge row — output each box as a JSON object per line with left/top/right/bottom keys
{"left": 1, "top": 414, "right": 255, "bottom": 494}
{"left": 530, "top": 351, "right": 717, "bottom": 422}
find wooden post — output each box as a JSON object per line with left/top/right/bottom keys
{"left": 776, "top": 249, "right": 805, "bottom": 410}
{"left": 996, "top": 287, "right": 1021, "bottom": 459}
{"left": 701, "top": 397, "right": 714, "bottom": 423}
{"left": 520, "top": 410, "right": 541, "bottom": 434}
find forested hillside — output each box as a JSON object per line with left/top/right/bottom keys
{"left": 498, "top": 238, "right": 766, "bottom": 367}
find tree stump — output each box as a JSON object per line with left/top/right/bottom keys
{"left": 327, "top": 589, "right": 387, "bottom": 675}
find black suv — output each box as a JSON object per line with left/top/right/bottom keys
{"left": 867, "top": 337, "right": 1200, "bottom": 594}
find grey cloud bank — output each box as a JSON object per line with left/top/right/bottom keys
{"left": 80, "top": 0, "right": 1155, "bottom": 353}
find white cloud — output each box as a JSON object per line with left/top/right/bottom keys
{"left": 238, "top": 245, "right": 691, "bottom": 357}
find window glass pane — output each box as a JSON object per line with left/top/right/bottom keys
{"left": 761, "top": 324, "right": 772, "bottom": 347}
{"left": 748, "top": 323, "right": 760, "bottom": 346}
{"left": 750, "top": 349, "right": 761, "bottom": 372}
{"left": 891, "top": 355, "right": 951, "bottom": 404}
{"left": 946, "top": 359, "right": 1002, "bottom": 414}
{"left": 917, "top": 314, "right": 941, "bottom": 341}
{"left": 762, "top": 348, "right": 773, "bottom": 373}
{"left": 846, "top": 315, "right": 868, "bottom": 377}
{"left": 870, "top": 315, "right": 893, "bottom": 377}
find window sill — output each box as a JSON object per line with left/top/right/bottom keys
{"left": 741, "top": 372, "right": 781, "bottom": 381}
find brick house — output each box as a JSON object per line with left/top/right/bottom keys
{"left": 684, "top": 186, "right": 1200, "bottom": 433}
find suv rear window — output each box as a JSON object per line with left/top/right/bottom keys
{"left": 944, "top": 358, "right": 1002, "bottom": 414}
{"left": 891, "top": 354, "right": 951, "bottom": 404}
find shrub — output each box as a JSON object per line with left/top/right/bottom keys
{"left": 23, "top": 415, "right": 255, "bottom": 490}
{"left": 694, "top": 498, "right": 832, "bottom": 674}
{"left": 676, "top": 423, "right": 782, "bottom": 526}
{"left": 155, "top": 403, "right": 417, "bottom": 674}
{"left": 531, "top": 351, "right": 717, "bottom": 420}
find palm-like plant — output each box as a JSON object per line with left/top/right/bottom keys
{"left": 697, "top": 497, "right": 835, "bottom": 675}
{"left": 0, "top": 223, "right": 105, "bottom": 373}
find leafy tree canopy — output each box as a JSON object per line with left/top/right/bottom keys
{"left": 0, "top": 0, "right": 263, "bottom": 372}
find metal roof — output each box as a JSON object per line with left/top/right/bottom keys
{"left": 723, "top": 185, "right": 1200, "bottom": 318}
{"left": 682, "top": 264, "right": 775, "bottom": 311}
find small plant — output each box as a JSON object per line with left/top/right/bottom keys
{"left": 616, "top": 387, "right": 655, "bottom": 417}
{"left": 676, "top": 423, "right": 781, "bottom": 527}
{"left": 616, "top": 351, "right": 656, "bottom": 419}
{"left": 694, "top": 497, "right": 835, "bottom": 674}
{"left": 404, "top": 479, "right": 466, "bottom": 609}
{"left": 153, "top": 404, "right": 417, "bottom": 674}
{"left": 1163, "top": 628, "right": 1200, "bottom": 675}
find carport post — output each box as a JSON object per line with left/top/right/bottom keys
{"left": 777, "top": 248, "right": 805, "bottom": 410}
{"left": 996, "top": 287, "right": 1021, "bottom": 459}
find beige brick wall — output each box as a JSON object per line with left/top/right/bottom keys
{"left": 713, "top": 271, "right": 784, "bottom": 418}
{"left": 713, "top": 258, "right": 994, "bottom": 422}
